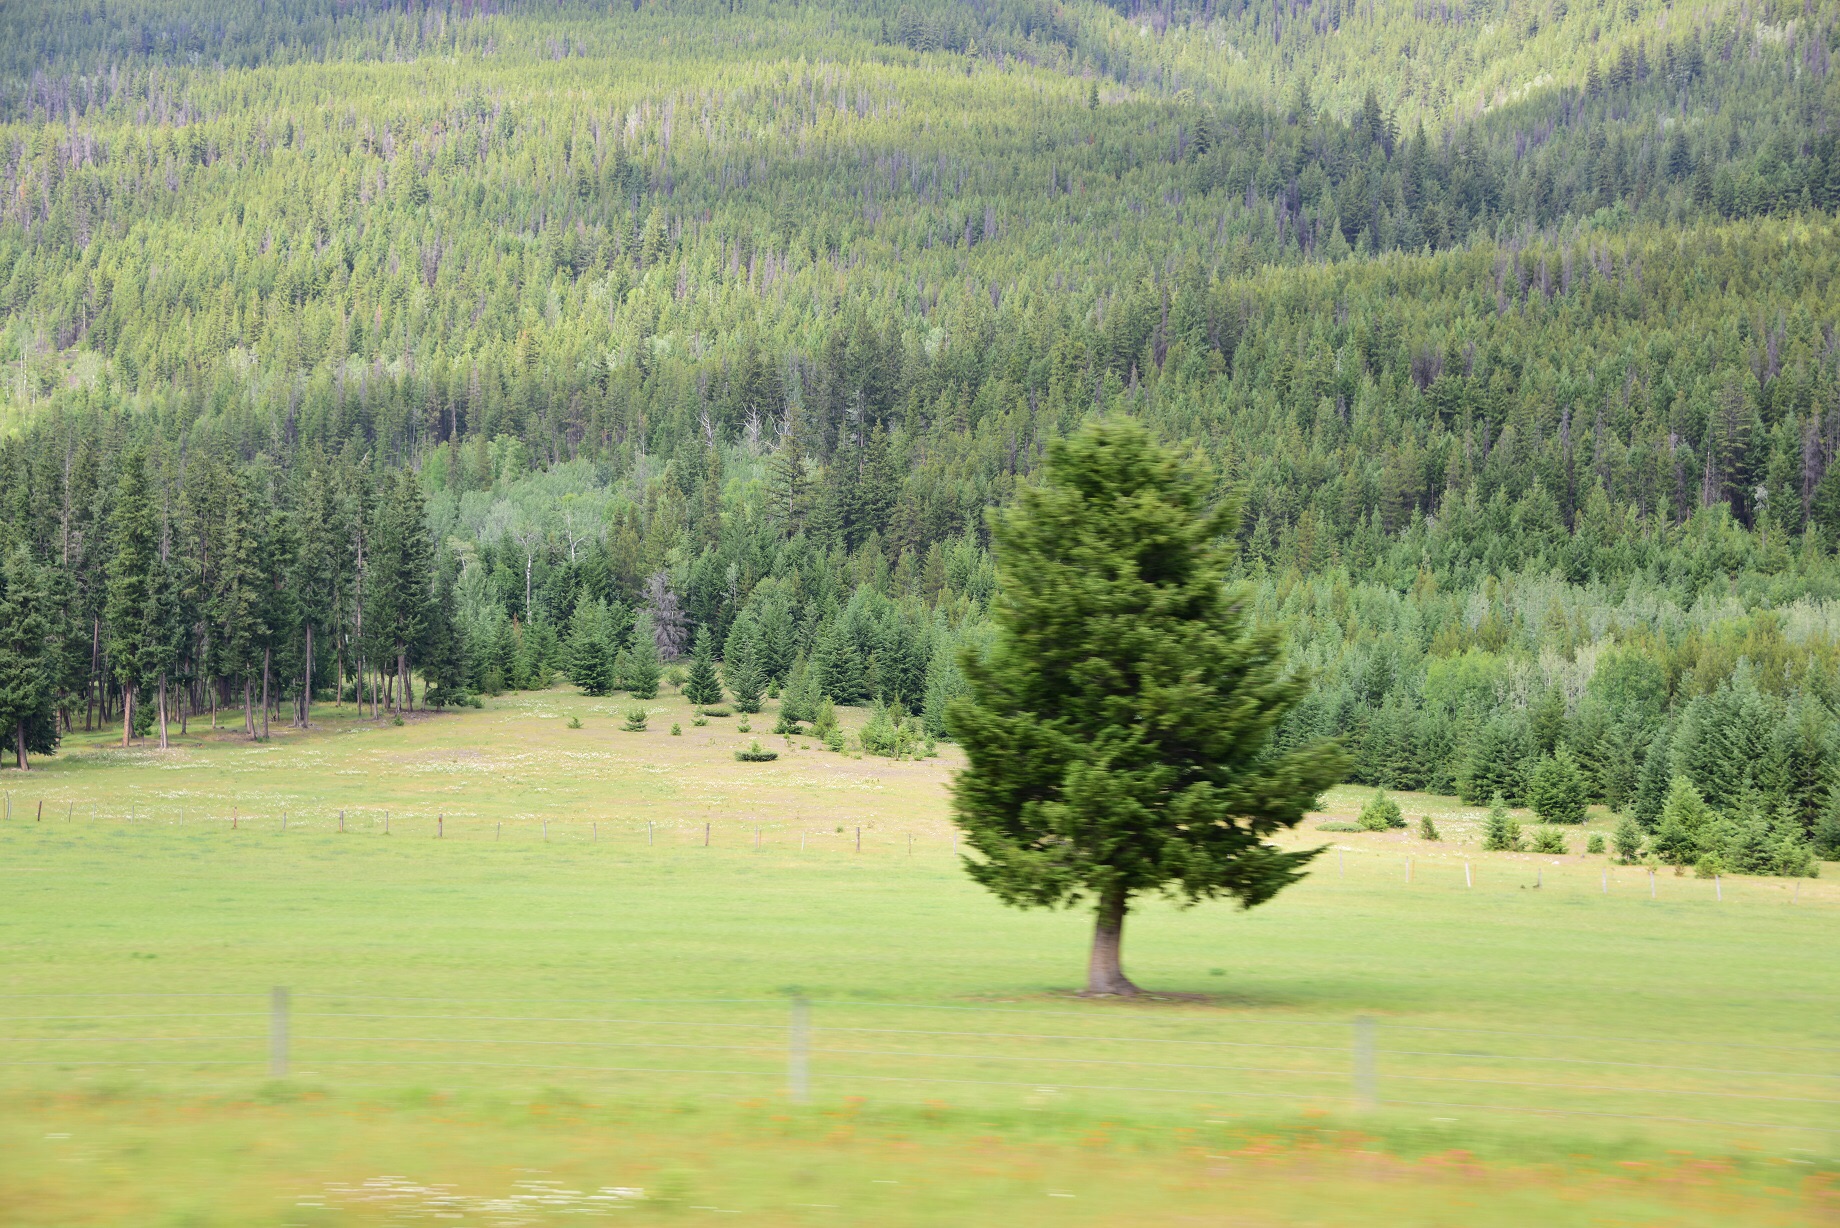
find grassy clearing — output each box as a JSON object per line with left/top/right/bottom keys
{"left": 0, "top": 688, "right": 1835, "bottom": 1225}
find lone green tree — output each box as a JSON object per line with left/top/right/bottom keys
{"left": 949, "top": 420, "right": 1346, "bottom": 996}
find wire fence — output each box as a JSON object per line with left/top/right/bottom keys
{"left": 1, "top": 991, "right": 1834, "bottom": 1140}
{"left": 2, "top": 796, "right": 1833, "bottom": 908}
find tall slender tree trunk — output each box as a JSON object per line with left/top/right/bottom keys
{"left": 299, "top": 623, "right": 313, "bottom": 728}
{"left": 86, "top": 618, "right": 99, "bottom": 731}
{"left": 244, "top": 677, "right": 255, "bottom": 739}
{"left": 335, "top": 641, "right": 344, "bottom": 709}
{"left": 261, "top": 646, "right": 271, "bottom": 741}
{"left": 399, "top": 648, "right": 409, "bottom": 713}
{"left": 1084, "top": 885, "right": 1139, "bottom": 997}
{"left": 121, "top": 684, "right": 133, "bottom": 748}
{"left": 157, "top": 672, "right": 169, "bottom": 750}
{"left": 15, "top": 722, "right": 28, "bottom": 770}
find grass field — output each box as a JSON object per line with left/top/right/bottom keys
{"left": 0, "top": 688, "right": 1836, "bottom": 1226}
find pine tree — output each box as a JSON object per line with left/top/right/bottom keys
{"left": 211, "top": 474, "right": 262, "bottom": 738}
{"left": 811, "top": 614, "right": 867, "bottom": 705}
{"left": 683, "top": 625, "right": 724, "bottom": 706}
{"left": 723, "top": 614, "right": 767, "bottom": 714}
{"left": 623, "top": 609, "right": 662, "bottom": 699}
{"left": 420, "top": 555, "right": 470, "bottom": 708}
{"left": 0, "top": 546, "right": 59, "bottom": 769}
{"left": 1653, "top": 776, "right": 1713, "bottom": 864}
{"left": 950, "top": 420, "right": 1345, "bottom": 996}
{"left": 254, "top": 506, "right": 301, "bottom": 741}
{"left": 1459, "top": 716, "right": 1526, "bottom": 804}
{"left": 1632, "top": 729, "right": 1671, "bottom": 829}
{"left": 772, "top": 651, "right": 816, "bottom": 729}
{"left": 105, "top": 448, "right": 157, "bottom": 749}
{"left": 1481, "top": 793, "right": 1522, "bottom": 851}
{"left": 567, "top": 599, "right": 615, "bottom": 696}
{"left": 387, "top": 472, "right": 436, "bottom": 711}
{"left": 1527, "top": 747, "right": 1589, "bottom": 824}
{"left": 291, "top": 468, "right": 338, "bottom": 727}
{"left": 1612, "top": 813, "right": 1645, "bottom": 862}
{"left": 1358, "top": 790, "right": 1405, "bottom": 830}
{"left": 143, "top": 552, "right": 185, "bottom": 750}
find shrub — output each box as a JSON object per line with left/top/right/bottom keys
{"left": 1357, "top": 791, "right": 1405, "bottom": 832}
{"left": 1612, "top": 814, "right": 1645, "bottom": 862}
{"left": 737, "top": 718, "right": 752, "bottom": 733}
{"left": 566, "top": 716, "right": 582, "bottom": 729}
{"left": 621, "top": 705, "right": 648, "bottom": 732}
{"left": 1417, "top": 815, "right": 1440, "bottom": 841}
{"left": 670, "top": 723, "right": 681, "bottom": 736}
{"left": 1482, "top": 793, "right": 1522, "bottom": 852}
{"left": 692, "top": 715, "right": 708, "bottom": 727}
{"left": 701, "top": 706, "right": 731, "bottom": 717}
{"left": 1316, "top": 821, "right": 1363, "bottom": 833}
{"left": 1530, "top": 826, "right": 1568, "bottom": 855}
{"left": 735, "top": 740, "right": 778, "bottom": 762}
{"left": 1694, "top": 850, "right": 1729, "bottom": 879}
{"left": 1585, "top": 832, "right": 1605, "bottom": 855}
{"left": 663, "top": 664, "right": 688, "bottom": 690}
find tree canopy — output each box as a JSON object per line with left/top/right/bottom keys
{"left": 950, "top": 419, "right": 1345, "bottom": 994}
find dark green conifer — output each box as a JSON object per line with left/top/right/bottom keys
{"left": 949, "top": 420, "right": 1345, "bottom": 996}
{"left": 683, "top": 625, "right": 724, "bottom": 706}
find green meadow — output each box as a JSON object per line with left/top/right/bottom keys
{"left": 0, "top": 690, "right": 1835, "bottom": 1226}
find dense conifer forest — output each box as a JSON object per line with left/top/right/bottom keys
{"left": 1, "top": 0, "right": 1838, "bottom": 874}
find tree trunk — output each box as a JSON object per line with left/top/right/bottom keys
{"left": 15, "top": 722, "right": 28, "bottom": 770}
{"left": 157, "top": 672, "right": 169, "bottom": 750}
{"left": 261, "top": 646, "right": 271, "bottom": 741}
{"left": 244, "top": 677, "right": 255, "bottom": 739}
{"left": 121, "top": 683, "right": 133, "bottom": 748}
{"left": 1084, "top": 885, "right": 1139, "bottom": 997}
{"left": 86, "top": 618, "right": 98, "bottom": 731}
{"left": 300, "top": 622, "right": 313, "bottom": 728}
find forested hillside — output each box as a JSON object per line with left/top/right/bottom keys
{"left": 1, "top": 0, "right": 1838, "bottom": 873}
